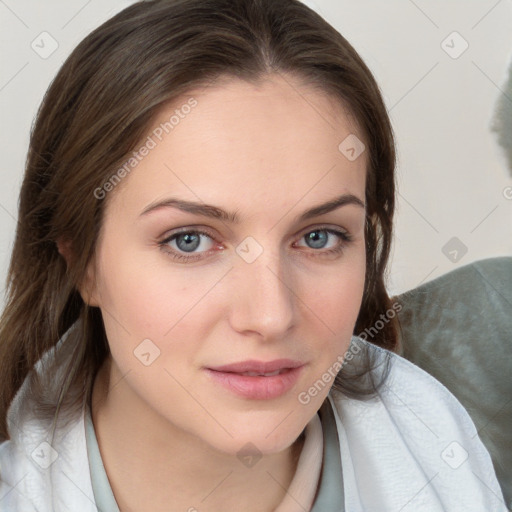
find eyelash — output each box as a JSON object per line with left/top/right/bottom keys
{"left": 158, "top": 226, "right": 354, "bottom": 263}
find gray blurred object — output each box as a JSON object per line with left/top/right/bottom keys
{"left": 491, "top": 58, "right": 512, "bottom": 177}
{"left": 394, "top": 256, "right": 512, "bottom": 510}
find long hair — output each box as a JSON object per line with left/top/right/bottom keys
{"left": 0, "top": 0, "right": 398, "bottom": 441}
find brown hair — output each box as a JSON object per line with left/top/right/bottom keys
{"left": 0, "top": 0, "right": 398, "bottom": 441}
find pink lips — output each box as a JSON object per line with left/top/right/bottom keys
{"left": 205, "top": 359, "right": 305, "bottom": 400}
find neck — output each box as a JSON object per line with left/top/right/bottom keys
{"left": 90, "top": 356, "right": 306, "bottom": 512}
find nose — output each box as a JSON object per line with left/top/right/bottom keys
{"left": 227, "top": 245, "right": 296, "bottom": 340}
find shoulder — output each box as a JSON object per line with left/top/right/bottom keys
{"left": 0, "top": 335, "right": 97, "bottom": 511}
{"left": 327, "top": 337, "right": 508, "bottom": 511}
{"left": 332, "top": 336, "right": 488, "bottom": 442}
{"left": 0, "top": 437, "right": 39, "bottom": 511}
{"left": 337, "top": 335, "right": 484, "bottom": 417}
{"left": 0, "top": 404, "right": 96, "bottom": 512}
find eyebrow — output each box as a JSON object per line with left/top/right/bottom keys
{"left": 139, "top": 193, "right": 365, "bottom": 223}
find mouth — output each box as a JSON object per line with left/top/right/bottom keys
{"left": 233, "top": 369, "right": 287, "bottom": 377}
{"left": 204, "top": 359, "right": 305, "bottom": 400}
{"left": 208, "top": 358, "right": 304, "bottom": 374}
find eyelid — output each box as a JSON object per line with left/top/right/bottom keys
{"left": 296, "top": 223, "right": 350, "bottom": 237}
{"left": 160, "top": 226, "right": 219, "bottom": 243}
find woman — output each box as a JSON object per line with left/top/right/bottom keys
{"left": 0, "top": 0, "right": 506, "bottom": 510}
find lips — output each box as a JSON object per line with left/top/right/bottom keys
{"left": 205, "top": 359, "right": 305, "bottom": 400}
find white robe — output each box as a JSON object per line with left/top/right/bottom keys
{"left": 0, "top": 336, "right": 507, "bottom": 511}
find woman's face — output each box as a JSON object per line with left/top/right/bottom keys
{"left": 87, "top": 74, "right": 367, "bottom": 455}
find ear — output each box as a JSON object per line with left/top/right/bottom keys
{"left": 56, "top": 238, "right": 100, "bottom": 307}
{"left": 56, "top": 237, "right": 73, "bottom": 266}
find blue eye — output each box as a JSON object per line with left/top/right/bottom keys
{"left": 297, "top": 228, "right": 351, "bottom": 252}
{"left": 174, "top": 232, "right": 202, "bottom": 252}
{"left": 160, "top": 230, "right": 216, "bottom": 261}
{"left": 304, "top": 230, "right": 329, "bottom": 249}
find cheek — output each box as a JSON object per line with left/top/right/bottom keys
{"left": 94, "top": 251, "right": 230, "bottom": 385}
{"left": 305, "top": 245, "right": 366, "bottom": 323}
{"left": 96, "top": 248, "right": 222, "bottom": 336}
{"left": 303, "top": 248, "right": 366, "bottom": 357}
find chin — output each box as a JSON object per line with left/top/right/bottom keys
{"left": 201, "top": 410, "right": 310, "bottom": 457}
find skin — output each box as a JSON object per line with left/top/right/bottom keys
{"left": 80, "top": 73, "right": 367, "bottom": 512}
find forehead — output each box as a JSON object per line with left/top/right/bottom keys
{"left": 106, "top": 74, "right": 367, "bottom": 219}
